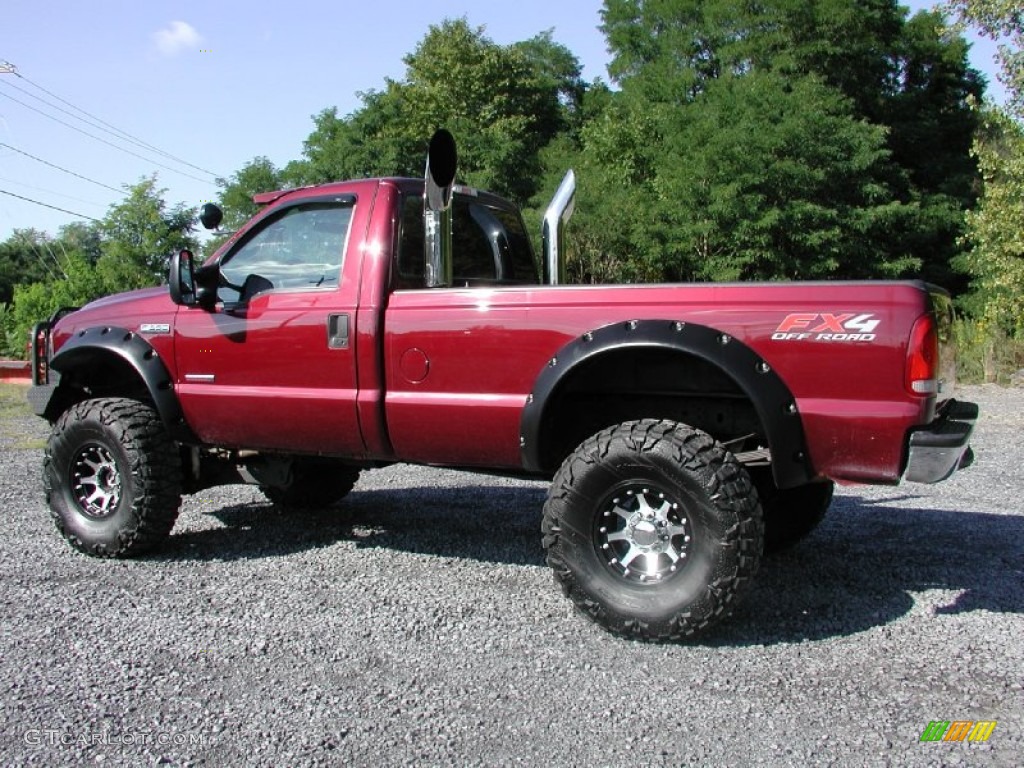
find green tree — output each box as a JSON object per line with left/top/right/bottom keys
{"left": 2, "top": 177, "right": 197, "bottom": 357}
{"left": 288, "top": 19, "right": 579, "bottom": 206}
{"left": 944, "top": 0, "right": 1023, "bottom": 117}
{"left": 556, "top": 95, "right": 664, "bottom": 283}
{"left": 954, "top": 110, "right": 1024, "bottom": 332}
{"left": 886, "top": 12, "right": 982, "bottom": 197}
{"left": 57, "top": 221, "right": 103, "bottom": 264}
{"left": 287, "top": 89, "right": 420, "bottom": 185}
{"left": 206, "top": 156, "right": 286, "bottom": 255}
{"left": 600, "top": 0, "right": 908, "bottom": 109}
{"left": 0, "top": 224, "right": 103, "bottom": 354}
{"left": 882, "top": 10, "right": 984, "bottom": 290}
{"left": 216, "top": 156, "right": 284, "bottom": 231}
{"left": 8, "top": 252, "right": 106, "bottom": 349}
{"left": 513, "top": 30, "right": 589, "bottom": 122}
{"left": 654, "top": 73, "right": 918, "bottom": 281}
{"left": 1, "top": 177, "right": 195, "bottom": 358}
{"left": 566, "top": 73, "right": 918, "bottom": 283}
{"left": 0, "top": 222, "right": 104, "bottom": 306}
{"left": 0, "top": 229, "right": 60, "bottom": 304}
{"left": 96, "top": 176, "right": 197, "bottom": 289}
{"left": 944, "top": 0, "right": 1023, "bottom": 336}
{"left": 588, "top": 0, "right": 982, "bottom": 285}
{"left": 391, "top": 19, "right": 565, "bottom": 203}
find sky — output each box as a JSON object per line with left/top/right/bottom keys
{"left": 0, "top": 0, "right": 1011, "bottom": 242}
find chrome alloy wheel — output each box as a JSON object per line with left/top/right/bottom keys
{"left": 70, "top": 443, "right": 123, "bottom": 518}
{"left": 595, "top": 485, "right": 692, "bottom": 583}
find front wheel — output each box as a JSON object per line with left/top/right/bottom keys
{"left": 44, "top": 398, "right": 182, "bottom": 557}
{"left": 542, "top": 420, "right": 763, "bottom": 641}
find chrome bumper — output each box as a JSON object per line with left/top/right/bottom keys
{"left": 904, "top": 400, "right": 978, "bottom": 483}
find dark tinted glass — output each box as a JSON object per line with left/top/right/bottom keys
{"left": 396, "top": 194, "right": 538, "bottom": 288}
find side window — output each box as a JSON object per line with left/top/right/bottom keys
{"left": 396, "top": 195, "right": 425, "bottom": 289}
{"left": 220, "top": 203, "right": 353, "bottom": 301}
{"left": 395, "top": 194, "right": 538, "bottom": 288}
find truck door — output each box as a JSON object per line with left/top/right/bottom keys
{"left": 174, "top": 196, "right": 365, "bottom": 455}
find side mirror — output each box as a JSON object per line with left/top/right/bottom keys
{"left": 169, "top": 249, "right": 196, "bottom": 306}
{"left": 199, "top": 203, "right": 223, "bottom": 230}
{"left": 169, "top": 249, "right": 217, "bottom": 309}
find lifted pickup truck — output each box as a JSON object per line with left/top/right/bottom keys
{"left": 29, "top": 131, "right": 976, "bottom": 640}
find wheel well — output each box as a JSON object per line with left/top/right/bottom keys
{"left": 521, "top": 320, "right": 814, "bottom": 489}
{"left": 45, "top": 327, "right": 196, "bottom": 443}
{"left": 536, "top": 347, "right": 763, "bottom": 473}
{"left": 46, "top": 351, "right": 153, "bottom": 421}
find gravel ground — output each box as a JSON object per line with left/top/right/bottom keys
{"left": 0, "top": 385, "right": 1021, "bottom": 767}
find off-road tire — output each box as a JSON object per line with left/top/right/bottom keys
{"left": 542, "top": 419, "right": 763, "bottom": 641}
{"left": 261, "top": 461, "right": 360, "bottom": 510}
{"left": 44, "top": 398, "right": 182, "bottom": 558}
{"left": 756, "top": 475, "right": 835, "bottom": 553}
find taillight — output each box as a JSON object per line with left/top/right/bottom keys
{"left": 31, "top": 323, "right": 50, "bottom": 386}
{"left": 906, "top": 315, "right": 939, "bottom": 395}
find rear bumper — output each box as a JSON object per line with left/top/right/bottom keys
{"left": 903, "top": 399, "right": 978, "bottom": 483}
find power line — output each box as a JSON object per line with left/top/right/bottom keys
{"left": 27, "top": 242, "right": 58, "bottom": 282}
{"left": 4, "top": 229, "right": 61, "bottom": 282}
{"left": 0, "top": 89, "right": 215, "bottom": 185}
{"left": 0, "top": 174, "right": 108, "bottom": 209}
{"left": 0, "top": 78, "right": 177, "bottom": 167}
{"left": 38, "top": 239, "right": 68, "bottom": 280}
{"left": 0, "top": 188, "right": 100, "bottom": 221}
{"left": 0, "top": 74, "right": 219, "bottom": 178}
{"left": 0, "top": 142, "right": 123, "bottom": 194}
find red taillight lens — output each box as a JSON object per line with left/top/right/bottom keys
{"left": 906, "top": 315, "right": 939, "bottom": 395}
{"left": 32, "top": 326, "right": 49, "bottom": 386}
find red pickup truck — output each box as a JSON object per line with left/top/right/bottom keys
{"left": 28, "top": 131, "right": 976, "bottom": 640}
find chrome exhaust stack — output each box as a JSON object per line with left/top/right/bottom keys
{"left": 542, "top": 169, "right": 576, "bottom": 285}
{"left": 423, "top": 129, "right": 457, "bottom": 288}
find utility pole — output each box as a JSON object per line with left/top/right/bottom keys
{"left": 0, "top": 61, "right": 16, "bottom": 75}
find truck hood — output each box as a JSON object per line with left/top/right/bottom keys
{"left": 58, "top": 286, "right": 177, "bottom": 333}
{"left": 81, "top": 286, "right": 170, "bottom": 312}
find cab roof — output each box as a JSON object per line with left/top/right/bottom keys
{"left": 251, "top": 179, "right": 513, "bottom": 210}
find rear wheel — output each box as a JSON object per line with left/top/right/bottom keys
{"left": 542, "top": 420, "right": 763, "bottom": 641}
{"left": 44, "top": 398, "right": 182, "bottom": 557}
{"left": 261, "top": 460, "right": 360, "bottom": 510}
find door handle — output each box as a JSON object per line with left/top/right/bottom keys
{"left": 327, "top": 314, "right": 349, "bottom": 349}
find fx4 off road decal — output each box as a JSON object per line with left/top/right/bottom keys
{"left": 772, "top": 313, "right": 880, "bottom": 342}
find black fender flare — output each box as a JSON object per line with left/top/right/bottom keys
{"left": 519, "top": 319, "right": 814, "bottom": 490}
{"left": 48, "top": 325, "right": 197, "bottom": 443}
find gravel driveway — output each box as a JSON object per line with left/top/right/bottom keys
{"left": 1, "top": 385, "right": 1021, "bottom": 767}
